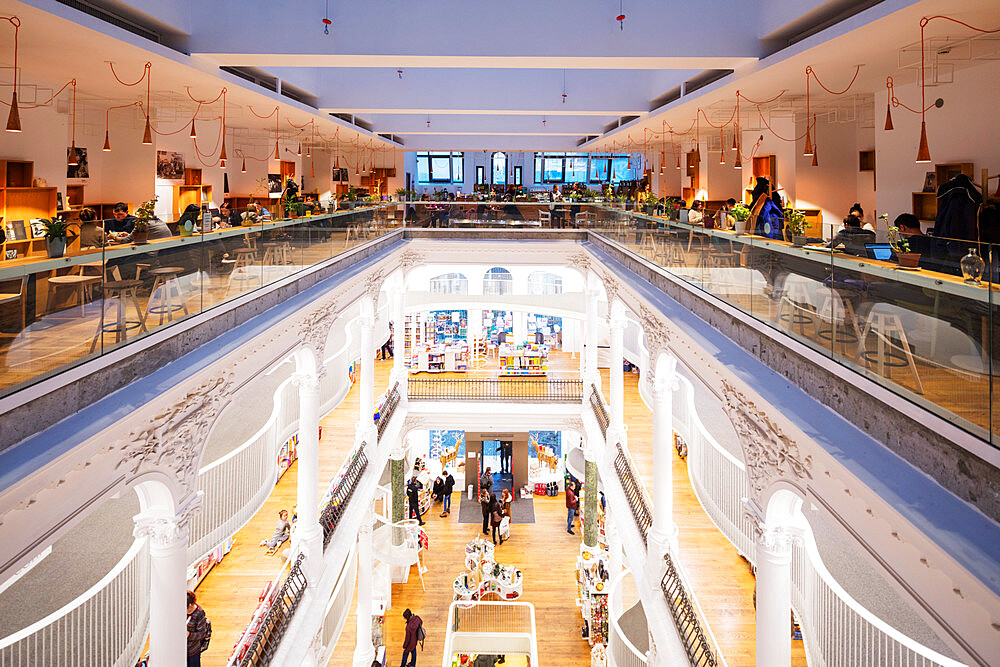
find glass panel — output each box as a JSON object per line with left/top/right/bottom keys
{"left": 416, "top": 156, "right": 430, "bottom": 183}
{"left": 543, "top": 158, "right": 564, "bottom": 182}
{"left": 492, "top": 153, "right": 507, "bottom": 185}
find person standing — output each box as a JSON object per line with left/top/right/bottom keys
{"left": 500, "top": 442, "right": 512, "bottom": 474}
{"left": 401, "top": 608, "right": 423, "bottom": 667}
{"left": 186, "top": 591, "right": 209, "bottom": 667}
{"left": 480, "top": 466, "right": 493, "bottom": 495}
{"left": 440, "top": 468, "right": 455, "bottom": 517}
{"left": 565, "top": 483, "right": 579, "bottom": 535}
{"left": 407, "top": 475, "right": 425, "bottom": 526}
{"left": 489, "top": 494, "right": 504, "bottom": 545}
{"left": 480, "top": 489, "right": 493, "bottom": 535}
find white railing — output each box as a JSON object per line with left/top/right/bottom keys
{"left": 0, "top": 537, "right": 150, "bottom": 667}
{"left": 790, "top": 530, "right": 965, "bottom": 667}
{"left": 187, "top": 376, "right": 298, "bottom": 562}
{"left": 671, "top": 375, "right": 755, "bottom": 559}
{"left": 319, "top": 543, "right": 358, "bottom": 665}
{"left": 608, "top": 569, "right": 648, "bottom": 667}
{"left": 670, "top": 372, "right": 967, "bottom": 666}
{"left": 442, "top": 601, "right": 538, "bottom": 667}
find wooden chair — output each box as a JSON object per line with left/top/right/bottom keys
{"left": 0, "top": 276, "right": 28, "bottom": 331}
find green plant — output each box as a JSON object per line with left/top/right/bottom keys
{"left": 132, "top": 196, "right": 158, "bottom": 232}
{"left": 644, "top": 191, "right": 659, "bottom": 206}
{"left": 888, "top": 226, "right": 911, "bottom": 254}
{"left": 41, "top": 217, "right": 77, "bottom": 239}
{"left": 731, "top": 203, "right": 751, "bottom": 223}
{"left": 784, "top": 207, "right": 807, "bottom": 236}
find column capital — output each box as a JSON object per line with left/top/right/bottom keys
{"left": 608, "top": 316, "right": 626, "bottom": 333}
{"left": 133, "top": 496, "right": 199, "bottom": 547}
{"left": 359, "top": 314, "right": 375, "bottom": 329}
{"left": 292, "top": 372, "right": 320, "bottom": 392}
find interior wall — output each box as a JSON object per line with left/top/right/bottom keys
{"left": 795, "top": 115, "right": 869, "bottom": 237}
{"left": 875, "top": 59, "right": 1000, "bottom": 229}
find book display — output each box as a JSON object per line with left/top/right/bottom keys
{"left": 499, "top": 343, "right": 549, "bottom": 376}
{"left": 577, "top": 543, "right": 611, "bottom": 646}
{"left": 429, "top": 309, "right": 467, "bottom": 343}
{"left": 403, "top": 313, "right": 426, "bottom": 367}
{"left": 410, "top": 342, "right": 469, "bottom": 373}
{"left": 483, "top": 309, "right": 512, "bottom": 345}
{"left": 453, "top": 538, "right": 523, "bottom": 601}
{"left": 527, "top": 314, "right": 562, "bottom": 347}
{"left": 186, "top": 536, "right": 236, "bottom": 590}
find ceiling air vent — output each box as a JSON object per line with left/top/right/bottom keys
{"left": 54, "top": 0, "right": 163, "bottom": 47}
{"left": 683, "top": 70, "right": 734, "bottom": 95}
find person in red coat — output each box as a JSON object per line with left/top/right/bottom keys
{"left": 566, "top": 482, "right": 579, "bottom": 534}
{"left": 401, "top": 608, "right": 423, "bottom": 667}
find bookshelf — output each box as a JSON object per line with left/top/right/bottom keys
{"left": 403, "top": 313, "right": 426, "bottom": 368}
{"left": 912, "top": 162, "right": 974, "bottom": 224}
{"left": 1, "top": 159, "right": 64, "bottom": 260}
{"left": 499, "top": 343, "right": 548, "bottom": 376}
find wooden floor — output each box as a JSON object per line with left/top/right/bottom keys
{"left": 611, "top": 229, "right": 995, "bottom": 436}
{"left": 0, "top": 226, "right": 394, "bottom": 395}
{"left": 195, "top": 350, "right": 803, "bottom": 667}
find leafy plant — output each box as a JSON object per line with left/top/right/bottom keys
{"left": 132, "top": 196, "right": 158, "bottom": 232}
{"left": 888, "top": 226, "right": 911, "bottom": 254}
{"left": 731, "top": 203, "right": 751, "bottom": 223}
{"left": 644, "top": 191, "right": 659, "bottom": 206}
{"left": 41, "top": 217, "right": 78, "bottom": 239}
{"left": 784, "top": 207, "right": 807, "bottom": 236}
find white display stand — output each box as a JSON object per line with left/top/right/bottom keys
{"left": 410, "top": 342, "right": 469, "bottom": 373}
{"left": 453, "top": 538, "right": 523, "bottom": 602}
{"left": 577, "top": 543, "right": 610, "bottom": 646}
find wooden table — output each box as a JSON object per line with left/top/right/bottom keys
{"left": 46, "top": 274, "right": 102, "bottom": 316}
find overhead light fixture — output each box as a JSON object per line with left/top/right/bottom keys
{"left": 734, "top": 152, "right": 742, "bottom": 169}
{"left": 884, "top": 103, "right": 893, "bottom": 131}
{"left": 241, "top": 157, "right": 246, "bottom": 173}
{"left": 297, "top": 142, "right": 302, "bottom": 157}
{"left": 103, "top": 129, "right": 111, "bottom": 151}
{"left": 274, "top": 140, "right": 279, "bottom": 160}
{"left": 220, "top": 158, "right": 226, "bottom": 169}
{"left": 803, "top": 128, "right": 813, "bottom": 157}
{"left": 190, "top": 119, "right": 197, "bottom": 139}
{"left": 916, "top": 120, "right": 931, "bottom": 163}
{"left": 5, "top": 18, "right": 21, "bottom": 132}
{"left": 731, "top": 130, "right": 738, "bottom": 151}
{"left": 142, "top": 117, "right": 152, "bottom": 145}
{"left": 219, "top": 139, "right": 227, "bottom": 161}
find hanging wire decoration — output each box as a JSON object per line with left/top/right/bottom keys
{"left": 562, "top": 69, "right": 568, "bottom": 104}
{"left": 616, "top": 0, "right": 625, "bottom": 30}
{"left": 322, "top": 0, "right": 332, "bottom": 34}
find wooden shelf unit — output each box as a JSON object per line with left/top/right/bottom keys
{"left": 911, "top": 162, "right": 975, "bottom": 225}
{"left": 1, "top": 159, "right": 64, "bottom": 260}
{"left": 172, "top": 184, "right": 213, "bottom": 219}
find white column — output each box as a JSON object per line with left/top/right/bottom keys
{"left": 392, "top": 290, "right": 405, "bottom": 381}
{"left": 134, "top": 511, "right": 190, "bottom": 667}
{"left": 358, "top": 314, "right": 375, "bottom": 430}
{"left": 606, "top": 512, "right": 624, "bottom": 617}
{"left": 609, "top": 316, "right": 625, "bottom": 431}
{"left": 585, "top": 288, "right": 600, "bottom": 388}
{"left": 293, "top": 372, "right": 325, "bottom": 581}
{"left": 353, "top": 512, "right": 376, "bottom": 667}
{"left": 648, "top": 356, "right": 678, "bottom": 560}
{"left": 755, "top": 526, "right": 793, "bottom": 667}
{"left": 513, "top": 311, "right": 527, "bottom": 344}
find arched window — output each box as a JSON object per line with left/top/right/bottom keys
{"left": 492, "top": 152, "right": 507, "bottom": 185}
{"left": 429, "top": 272, "right": 469, "bottom": 295}
{"left": 483, "top": 267, "right": 512, "bottom": 296}
{"left": 527, "top": 271, "right": 563, "bottom": 295}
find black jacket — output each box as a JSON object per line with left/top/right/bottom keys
{"left": 406, "top": 479, "right": 422, "bottom": 501}
{"left": 442, "top": 473, "right": 455, "bottom": 495}
{"left": 828, "top": 227, "right": 875, "bottom": 256}
{"left": 934, "top": 174, "right": 982, "bottom": 242}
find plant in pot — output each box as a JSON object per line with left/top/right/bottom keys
{"left": 395, "top": 188, "right": 413, "bottom": 202}
{"left": 731, "top": 203, "right": 751, "bottom": 232}
{"left": 644, "top": 192, "right": 660, "bottom": 215}
{"left": 784, "top": 207, "right": 808, "bottom": 246}
{"left": 41, "top": 217, "right": 78, "bottom": 258}
{"left": 888, "top": 226, "right": 920, "bottom": 267}
{"left": 130, "top": 196, "right": 158, "bottom": 244}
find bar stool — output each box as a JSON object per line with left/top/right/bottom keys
{"left": 89, "top": 280, "right": 147, "bottom": 352}
{"left": 146, "top": 267, "right": 190, "bottom": 325}
{"left": 262, "top": 242, "right": 293, "bottom": 266}
{"left": 856, "top": 310, "right": 924, "bottom": 394}
{"left": 225, "top": 248, "right": 261, "bottom": 297}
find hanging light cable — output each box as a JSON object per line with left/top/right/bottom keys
{"left": 4, "top": 16, "right": 21, "bottom": 132}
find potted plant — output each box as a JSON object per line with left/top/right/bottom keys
{"left": 131, "top": 196, "right": 158, "bottom": 244}
{"left": 784, "top": 207, "right": 808, "bottom": 246}
{"left": 889, "top": 225, "right": 920, "bottom": 267}
{"left": 394, "top": 188, "right": 411, "bottom": 202}
{"left": 41, "top": 218, "right": 77, "bottom": 258}
{"left": 644, "top": 192, "right": 659, "bottom": 215}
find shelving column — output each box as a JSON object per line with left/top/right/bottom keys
{"left": 755, "top": 525, "right": 793, "bottom": 667}
{"left": 353, "top": 511, "right": 376, "bottom": 667}
{"left": 390, "top": 440, "right": 406, "bottom": 546}
{"left": 293, "top": 371, "right": 324, "bottom": 581}
{"left": 647, "top": 355, "right": 678, "bottom": 565}
{"left": 584, "top": 439, "right": 599, "bottom": 548}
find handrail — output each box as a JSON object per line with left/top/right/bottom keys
{"left": 408, "top": 377, "right": 583, "bottom": 402}
{"left": 591, "top": 384, "right": 611, "bottom": 437}
{"left": 660, "top": 554, "right": 718, "bottom": 667}
{"left": 613, "top": 443, "right": 653, "bottom": 544}
{"left": 0, "top": 537, "right": 148, "bottom": 648}
{"left": 376, "top": 382, "right": 401, "bottom": 440}
{"left": 320, "top": 446, "right": 370, "bottom": 548}
{"left": 239, "top": 553, "right": 309, "bottom": 667}
{"left": 607, "top": 568, "right": 648, "bottom": 667}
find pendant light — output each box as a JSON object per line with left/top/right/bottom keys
{"left": 915, "top": 121, "right": 931, "bottom": 163}
{"left": 190, "top": 119, "right": 197, "bottom": 139}
{"left": 67, "top": 80, "right": 79, "bottom": 167}
{"left": 5, "top": 17, "right": 21, "bottom": 132}
{"left": 142, "top": 116, "right": 153, "bottom": 145}
{"left": 297, "top": 142, "right": 302, "bottom": 157}
{"left": 241, "top": 157, "right": 246, "bottom": 173}
{"left": 103, "top": 129, "right": 111, "bottom": 152}
{"left": 884, "top": 103, "right": 894, "bottom": 131}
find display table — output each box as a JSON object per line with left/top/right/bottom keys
{"left": 499, "top": 342, "right": 548, "bottom": 376}
{"left": 453, "top": 538, "right": 523, "bottom": 601}
{"left": 410, "top": 342, "right": 468, "bottom": 373}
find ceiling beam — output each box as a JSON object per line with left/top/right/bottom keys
{"left": 194, "top": 54, "right": 758, "bottom": 70}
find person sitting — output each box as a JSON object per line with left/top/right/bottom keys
{"left": 78, "top": 207, "right": 105, "bottom": 248}
{"left": 213, "top": 201, "right": 237, "bottom": 228}
{"left": 177, "top": 203, "right": 201, "bottom": 233}
{"left": 258, "top": 202, "right": 272, "bottom": 220}
{"left": 717, "top": 198, "right": 737, "bottom": 229}
{"left": 850, "top": 203, "right": 874, "bottom": 232}
{"left": 259, "top": 509, "right": 291, "bottom": 550}
{"left": 144, "top": 216, "right": 174, "bottom": 240}
{"left": 242, "top": 202, "right": 264, "bottom": 225}
{"left": 688, "top": 200, "right": 704, "bottom": 224}
{"left": 431, "top": 475, "right": 445, "bottom": 503}
{"left": 827, "top": 214, "right": 875, "bottom": 256}
{"left": 107, "top": 202, "right": 137, "bottom": 235}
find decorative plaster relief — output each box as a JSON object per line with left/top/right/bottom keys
{"left": 720, "top": 378, "right": 812, "bottom": 499}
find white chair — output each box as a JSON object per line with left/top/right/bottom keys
{"left": 538, "top": 210, "right": 552, "bottom": 226}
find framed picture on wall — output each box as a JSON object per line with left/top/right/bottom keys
{"left": 332, "top": 167, "right": 348, "bottom": 182}
{"left": 267, "top": 173, "right": 282, "bottom": 198}
{"left": 66, "top": 147, "right": 89, "bottom": 179}
{"left": 56, "top": 191, "right": 64, "bottom": 211}
{"left": 156, "top": 151, "right": 185, "bottom": 180}
{"left": 922, "top": 171, "right": 937, "bottom": 193}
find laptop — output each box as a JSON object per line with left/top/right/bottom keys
{"left": 865, "top": 243, "right": 894, "bottom": 261}
{"left": 678, "top": 208, "right": 690, "bottom": 223}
